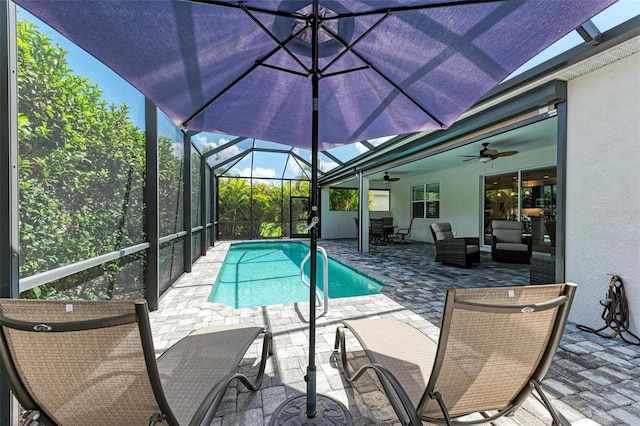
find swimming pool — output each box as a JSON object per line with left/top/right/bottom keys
{"left": 209, "top": 241, "right": 384, "bottom": 308}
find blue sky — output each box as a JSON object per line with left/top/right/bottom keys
{"left": 18, "top": 1, "right": 640, "bottom": 177}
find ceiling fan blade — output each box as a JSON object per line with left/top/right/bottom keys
{"left": 389, "top": 177, "right": 400, "bottom": 181}
{"left": 495, "top": 150, "right": 518, "bottom": 157}
{"left": 482, "top": 149, "right": 498, "bottom": 156}
{"left": 462, "top": 157, "right": 479, "bottom": 162}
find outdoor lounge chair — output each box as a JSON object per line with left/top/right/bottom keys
{"left": 430, "top": 222, "right": 480, "bottom": 268}
{"left": 0, "top": 298, "right": 272, "bottom": 425}
{"left": 335, "top": 283, "right": 577, "bottom": 426}
{"left": 491, "top": 219, "right": 532, "bottom": 264}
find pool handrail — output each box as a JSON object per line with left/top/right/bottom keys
{"left": 300, "top": 246, "right": 329, "bottom": 314}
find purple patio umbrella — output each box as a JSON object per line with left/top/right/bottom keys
{"left": 13, "top": 0, "right": 615, "bottom": 423}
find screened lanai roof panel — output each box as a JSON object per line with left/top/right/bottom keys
{"left": 192, "top": 132, "right": 246, "bottom": 153}
{"left": 318, "top": 153, "right": 340, "bottom": 172}
{"left": 205, "top": 143, "right": 249, "bottom": 168}
{"left": 250, "top": 151, "right": 289, "bottom": 178}
{"left": 253, "top": 139, "right": 294, "bottom": 151}
{"left": 282, "top": 155, "right": 309, "bottom": 180}
{"left": 325, "top": 143, "right": 370, "bottom": 163}
{"left": 224, "top": 155, "right": 254, "bottom": 178}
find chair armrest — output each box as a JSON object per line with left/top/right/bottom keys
{"left": 460, "top": 237, "right": 479, "bottom": 246}
{"left": 435, "top": 239, "right": 467, "bottom": 250}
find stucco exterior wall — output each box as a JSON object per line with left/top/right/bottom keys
{"left": 565, "top": 52, "right": 640, "bottom": 333}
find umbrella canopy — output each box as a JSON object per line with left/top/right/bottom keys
{"left": 12, "top": 0, "right": 615, "bottom": 423}
{"left": 15, "top": 0, "right": 614, "bottom": 151}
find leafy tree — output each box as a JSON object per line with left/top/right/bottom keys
{"left": 218, "top": 176, "right": 251, "bottom": 238}
{"left": 329, "top": 188, "right": 359, "bottom": 211}
{"left": 217, "top": 175, "right": 310, "bottom": 239}
{"left": 17, "top": 20, "right": 146, "bottom": 299}
{"left": 158, "top": 135, "right": 184, "bottom": 236}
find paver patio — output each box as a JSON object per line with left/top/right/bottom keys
{"left": 149, "top": 239, "right": 640, "bottom": 425}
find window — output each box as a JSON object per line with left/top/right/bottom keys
{"left": 328, "top": 188, "right": 390, "bottom": 211}
{"left": 370, "top": 189, "right": 390, "bottom": 211}
{"left": 411, "top": 183, "right": 439, "bottom": 218}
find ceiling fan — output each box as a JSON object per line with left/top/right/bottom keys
{"left": 460, "top": 142, "right": 518, "bottom": 163}
{"left": 381, "top": 172, "right": 400, "bottom": 183}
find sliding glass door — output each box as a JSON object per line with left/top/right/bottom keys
{"left": 484, "top": 167, "right": 556, "bottom": 253}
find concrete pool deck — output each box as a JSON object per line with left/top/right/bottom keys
{"left": 149, "top": 239, "right": 640, "bottom": 425}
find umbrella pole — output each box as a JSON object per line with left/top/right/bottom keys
{"left": 306, "top": 0, "right": 320, "bottom": 417}
{"left": 270, "top": 2, "right": 351, "bottom": 424}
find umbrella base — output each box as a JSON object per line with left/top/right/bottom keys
{"left": 269, "top": 394, "right": 352, "bottom": 425}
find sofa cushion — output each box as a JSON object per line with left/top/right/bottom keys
{"left": 492, "top": 220, "right": 524, "bottom": 244}
{"left": 496, "top": 242, "right": 528, "bottom": 252}
{"left": 431, "top": 223, "right": 454, "bottom": 241}
{"left": 466, "top": 244, "right": 479, "bottom": 253}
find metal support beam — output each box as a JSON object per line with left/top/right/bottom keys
{"left": 576, "top": 20, "right": 603, "bottom": 46}
{"left": 555, "top": 100, "right": 568, "bottom": 283}
{"left": 200, "top": 158, "right": 208, "bottom": 255}
{"left": 357, "top": 172, "right": 370, "bottom": 253}
{"left": 1, "top": 2, "right": 19, "bottom": 422}
{"left": 144, "top": 98, "right": 159, "bottom": 310}
{"left": 210, "top": 167, "right": 216, "bottom": 246}
{"left": 183, "top": 132, "right": 193, "bottom": 272}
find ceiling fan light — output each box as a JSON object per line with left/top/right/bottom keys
{"left": 479, "top": 157, "right": 492, "bottom": 163}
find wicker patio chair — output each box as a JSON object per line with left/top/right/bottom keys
{"left": 491, "top": 220, "right": 532, "bottom": 264}
{"left": 429, "top": 222, "right": 480, "bottom": 268}
{"left": 530, "top": 255, "right": 557, "bottom": 285}
{"left": 335, "top": 283, "right": 576, "bottom": 426}
{"left": 0, "top": 298, "right": 272, "bottom": 426}
{"left": 382, "top": 216, "right": 395, "bottom": 243}
{"left": 370, "top": 218, "right": 385, "bottom": 245}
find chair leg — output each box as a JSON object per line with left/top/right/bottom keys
{"left": 530, "top": 380, "right": 571, "bottom": 426}
{"left": 198, "top": 331, "right": 273, "bottom": 425}
{"left": 429, "top": 392, "right": 453, "bottom": 425}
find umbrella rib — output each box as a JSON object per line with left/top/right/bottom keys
{"left": 320, "top": 12, "right": 391, "bottom": 76}
{"left": 322, "top": 66, "right": 369, "bottom": 78}
{"left": 260, "top": 63, "right": 308, "bottom": 78}
{"left": 184, "top": 0, "right": 296, "bottom": 18}
{"left": 325, "top": 27, "right": 446, "bottom": 128}
{"left": 187, "top": 0, "right": 504, "bottom": 19}
{"left": 324, "top": 0, "right": 506, "bottom": 20}
{"left": 182, "top": 29, "right": 305, "bottom": 128}
{"left": 240, "top": 3, "right": 311, "bottom": 75}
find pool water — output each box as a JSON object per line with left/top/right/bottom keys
{"left": 209, "top": 241, "right": 384, "bottom": 308}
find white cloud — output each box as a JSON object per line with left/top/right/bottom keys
{"left": 216, "top": 144, "right": 243, "bottom": 162}
{"left": 194, "top": 134, "right": 218, "bottom": 151}
{"left": 194, "top": 134, "right": 231, "bottom": 152}
{"left": 321, "top": 160, "right": 339, "bottom": 171}
{"left": 355, "top": 142, "right": 368, "bottom": 154}
{"left": 171, "top": 142, "right": 184, "bottom": 157}
{"left": 368, "top": 135, "right": 394, "bottom": 146}
{"left": 237, "top": 167, "right": 277, "bottom": 179}
{"left": 287, "top": 160, "right": 302, "bottom": 176}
